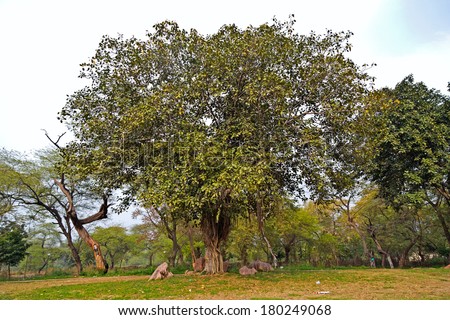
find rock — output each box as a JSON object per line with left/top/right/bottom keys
{"left": 149, "top": 262, "right": 173, "bottom": 280}
{"left": 248, "top": 260, "right": 274, "bottom": 272}
{"left": 239, "top": 266, "right": 257, "bottom": 275}
{"left": 193, "top": 257, "right": 205, "bottom": 272}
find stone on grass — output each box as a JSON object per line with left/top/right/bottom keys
{"left": 149, "top": 262, "right": 173, "bottom": 280}
{"left": 239, "top": 266, "right": 257, "bottom": 276}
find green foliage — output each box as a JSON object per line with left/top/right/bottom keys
{"left": 91, "top": 226, "right": 135, "bottom": 269}
{"left": 0, "top": 221, "right": 30, "bottom": 268}
{"left": 58, "top": 18, "right": 373, "bottom": 273}
{"left": 369, "top": 75, "right": 450, "bottom": 206}
{"left": 59, "top": 18, "right": 373, "bottom": 211}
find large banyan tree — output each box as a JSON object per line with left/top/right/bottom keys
{"left": 59, "top": 17, "right": 373, "bottom": 273}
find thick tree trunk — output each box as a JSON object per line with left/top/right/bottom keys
{"left": 204, "top": 239, "right": 224, "bottom": 274}
{"left": 200, "top": 208, "right": 231, "bottom": 274}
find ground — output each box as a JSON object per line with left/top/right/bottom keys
{"left": 0, "top": 268, "right": 448, "bottom": 300}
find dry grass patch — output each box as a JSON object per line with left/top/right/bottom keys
{"left": 0, "top": 268, "right": 448, "bottom": 300}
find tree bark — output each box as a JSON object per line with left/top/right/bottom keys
{"left": 435, "top": 208, "right": 450, "bottom": 247}
{"left": 204, "top": 238, "right": 224, "bottom": 274}
{"left": 256, "top": 199, "right": 278, "bottom": 268}
{"left": 283, "top": 235, "right": 296, "bottom": 264}
{"left": 398, "top": 235, "right": 419, "bottom": 268}
{"left": 368, "top": 222, "right": 394, "bottom": 269}
{"left": 149, "top": 206, "right": 181, "bottom": 268}
{"left": 66, "top": 235, "right": 83, "bottom": 274}
{"left": 201, "top": 208, "right": 231, "bottom": 274}
{"left": 54, "top": 178, "right": 109, "bottom": 273}
{"left": 341, "top": 197, "right": 371, "bottom": 265}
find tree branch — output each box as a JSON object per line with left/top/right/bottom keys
{"left": 78, "top": 196, "right": 109, "bottom": 225}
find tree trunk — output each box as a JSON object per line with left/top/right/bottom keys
{"left": 435, "top": 208, "right": 450, "bottom": 248}
{"left": 343, "top": 203, "right": 370, "bottom": 266}
{"left": 72, "top": 221, "right": 109, "bottom": 272}
{"left": 284, "top": 246, "right": 291, "bottom": 264}
{"left": 200, "top": 208, "right": 231, "bottom": 274}
{"left": 55, "top": 178, "right": 109, "bottom": 273}
{"left": 282, "top": 235, "right": 296, "bottom": 264}
{"left": 240, "top": 244, "right": 249, "bottom": 266}
{"left": 109, "top": 253, "right": 115, "bottom": 270}
{"left": 204, "top": 239, "right": 224, "bottom": 274}
{"left": 38, "top": 258, "right": 48, "bottom": 274}
{"left": 148, "top": 253, "right": 154, "bottom": 266}
{"left": 67, "top": 239, "right": 83, "bottom": 274}
{"left": 256, "top": 199, "right": 278, "bottom": 268}
{"left": 398, "top": 236, "right": 419, "bottom": 268}
{"left": 368, "top": 223, "right": 394, "bottom": 269}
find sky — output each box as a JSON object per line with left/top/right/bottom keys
{"left": 1, "top": 0, "right": 449, "bottom": 225}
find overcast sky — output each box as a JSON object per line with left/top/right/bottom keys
{"left": 1, "top": 0, "right": 449, "bottom": 153}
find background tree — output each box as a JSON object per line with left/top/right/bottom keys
{"left": 91, "top": 226, "right": 134, "bottom": 269}
{"left": 226, "top": 217, "right": 261, "bottom": 266}
{"left": 0, "top": 220, "right": 30, "bottom": 278}
{"left": 25, "top": 222, "right": 68, "bottom": 274}
{"left": 133, "top": 206, "right": 184, "bottom": 267}
{"left": 265, "top": 200, "right": 318, "bottom": 264}
{"left": 368, "top": 75, "right": 450, "bottom": 264}
{"left": 0, "top": 148, "right": 110, "bottom": 274}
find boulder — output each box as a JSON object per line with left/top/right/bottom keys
{"left": 248, "top": 260, "right": 273, "bottom": 272}
{"left": 149, "top": 262, "right": 173, "bottom": 280}
{"left": 239, "top": 266, "right": 257, "bottom": 275}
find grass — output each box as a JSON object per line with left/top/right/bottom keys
{"left": 0, "top": 267, "right": 448, "bottom": 300}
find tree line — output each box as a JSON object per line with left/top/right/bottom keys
{"left": 1, "top": 17, "right": 449, "bottom": 276}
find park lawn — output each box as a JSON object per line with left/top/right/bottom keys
{"left": 0, "top": 268, "right": 448, "bottom": 300}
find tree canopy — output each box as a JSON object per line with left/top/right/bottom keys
{"left": 58, "top": 18, "right": 374, "bottom": 273}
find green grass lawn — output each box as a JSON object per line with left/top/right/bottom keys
{"left": 0, "top": 267, "right": 448, "bottom": 300}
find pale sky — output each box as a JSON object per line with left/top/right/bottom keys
{"left": 1, "top": 0, "right": 449, "bottom": 153}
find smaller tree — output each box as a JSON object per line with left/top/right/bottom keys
{"left": 266, "top": 201, "right": 319, "bottom": 264}
{"left": 368, "top": 76, "right": 450, "bottom": 264}
{"left": 92, "top": 226, "right": 134, "bottom": 269}
{"left": 0, "top": 221, "right": 30, "bottom": 278}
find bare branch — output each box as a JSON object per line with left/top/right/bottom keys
{"left": 42, "top": 130, "right": 66, "bottom": 153}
